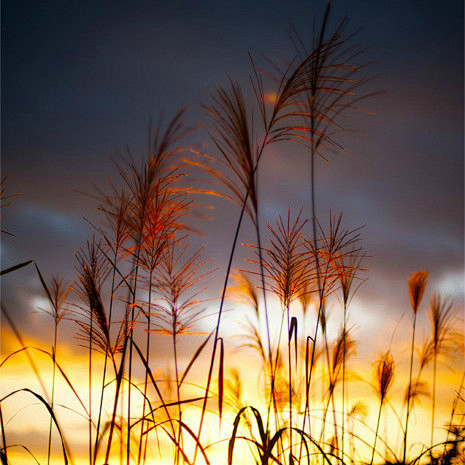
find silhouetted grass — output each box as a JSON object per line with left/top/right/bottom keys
{"left": 0, "top": 3, "right": 463, "bottom": 465}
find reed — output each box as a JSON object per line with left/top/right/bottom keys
{"left": 44, "top": 276, "right": 72, "bottom": 465}
{"left": 403, "top": 271, "right": 428, "bottom": 464}
{"left": 427, "top": 293, "right": 457, "bottom": 446}
{"left": 1, "top": 4, "right": 463, "bottom": 465}
{"left": 370, "top": 351, "right": 395, "bottom": 465}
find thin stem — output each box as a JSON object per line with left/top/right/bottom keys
{"left": 269, "top": 304, "right": 287, "bottom": 457}
{"left": 302, "top": 145, "right": 323, "bottom": 434}
{"left": 1, "top": 391, "right": 8, "bottom": 465}
{"left": 47, "top": 319, "right": 58, "bottom": 465}
{"left": 138, "top": 270, "right": 153, "bottom": 465}
{"left": 93, "top": 254, "right": 118, "bottom": 465}
{"left": 403, "top": 312, "right": 417, "bottom": 464}
{"left": 370, "top": 400, "right": 384, "bottom": 465}
{"left": 443, "top": 367, "right": 465, "bottom": 459}
{"left": 104, "top": 265, "right": 137, "bottom": 464}
{"left": 431, "top": 354, "right": 437, "bottom": 446}
{"left": 287, "top": 306, "right": 293, "bottom": 463}
{"left": 255, "top": 217, "right": 276, "bottom": 431}
{"left": 342, "top": 301, "right": 347, "bottom": 460}
{"left": 126, "top": 248, "right": 143, "bottom": 465}
{"left": 194, "top": 202, "right": 246, "bottom": 462}
{"left": 319, "top": 330, "right": 339, "bottom": 450}
{"left": 88, "top": 309, "right": 93, "bottom": 465}
{"left": 173, "top": 331, "right": 183, "bottom": 465}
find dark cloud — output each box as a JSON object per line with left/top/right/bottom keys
{"left": 2, "top": 0, "right": 463, "bottom": 345}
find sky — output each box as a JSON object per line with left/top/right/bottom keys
{"left": 2, "top": 0, "right": 463, "bottom": 341}
{"left": 1, "top": 0, "right": 464, "bottom": 462}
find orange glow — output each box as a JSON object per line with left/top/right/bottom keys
{"left": 264, "top": 92, "right": 279, "bottom": 105}
{"left": 2, "top": 301, "right": 464, "bottom": 465}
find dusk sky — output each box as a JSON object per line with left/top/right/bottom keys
{"left": 3, "top": 0, "right": 463, "bottom": 345}
{"left": 1, "top": 1, "right": 464, "bottom": 464}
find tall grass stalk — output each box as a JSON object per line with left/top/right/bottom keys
{"left": 302, "top": 213, "right": 361, "bottom": 441}
{"left": 427, "top": 292, "right": 455, "bottom": 446}
{"left": 108, "top": 109, "right": 190, "bottom": 464}
{"left": 334, "top": 247, "right": 365, "bottom": 458}
{"left": 370, "top": 351, "right": 395, "bottom": 465}
{"left": 402, "top": 271, "right": 428, "bottom": 464}
{"left": 151, "top": 239, "right": 209, "bottom": 464}
{"left": 44, "top": 277, "right": 71, "bottom": 465}
{"left": 0, "top": 392, "right": 7, "bottom": 465}
{"left": 90, "top": 186, "right": 130, "bottom": 465}
{"left": 288, "top": 3, "right": 370, "bottom": 437}
{"left": 192, "top": 3, "right": 371, "bottom": 443}
{"left": 443, "top": 363, "right": 465, "bottom": 459}
{"left": 74, "top": 240, "right": 110, "bottom": 465}
{"left": 257, "top": 210, "right": 309, "bottom": 461}
{"left": 194, "top": 59, "right": 309, "bottom": 451}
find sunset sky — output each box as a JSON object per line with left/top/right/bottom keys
{"left": 3, "top": 0, "right": 463, "bottom": 344}
{"left": 1, "top": 1, "right": 464, "bottom": 464}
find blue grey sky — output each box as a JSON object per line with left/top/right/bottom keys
{"left": 1, "top": 0, "right": 463, "bottom": 349}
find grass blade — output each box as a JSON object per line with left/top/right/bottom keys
{"left": 290, "top": 316, "right": 298, "bottom": 366}
{"left": 0, "top": 404, "right": 7, "bottom": 465}
{"left": 33, "top": 262, "right": 54, "bottom": 304}
{"left": 131, "top": 340, "right": 176, "bottom": 437}
{"left": 0, "top": 346, "right": 89, "bottom": 417}
{"left": 180, "top": 332, "right": 212, "bottom": 385}
{"left": 1, "top": 389, "right": 70, "bottom": 465}
{"left": 1, "top": 444, "right": 41, "bottom": 465}
{"left": 0, "top": 260, "right": 33, "bottom": 276}
{"left": 218, "top": 337, "right": 224, "bottom": 422}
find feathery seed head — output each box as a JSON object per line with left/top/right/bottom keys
{"left": 74, "top": 240, "right": 112, "bottom": 354}
{"left": 408, "top": 271, "right": 428, "bottom": 314}
{"left": 246, "top": 209, "right": 312, "bottom": 309}
{"left": 230, "top": 271, "right": 260, "bottom": 318}
{"left": 375, "top": 351, "right": 395, "bottom": 402}
{"left": 332, "top": 326, "right": 356, "bottom": 375}
{"left": 49, "top": 276, "right": 72, "bottom": 324}
{"left": 150, "top": 240, "right": 210, "bottom": 337}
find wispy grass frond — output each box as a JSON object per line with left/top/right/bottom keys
{"left": 417, "top": 338, "right": 434, "bottom": 375}
{"left": 404, "top": 380, "right": 430, "bottom": 406}
{"left": 237, "top": 315, "right": 268, "bottom": 368}
{"left": 230, "top": 271, "right": 260, "bottom": 318}
{"left": 230, "top": 271, "right": 269, "bottom": 365}
{"left": 330, "top": 326, "right": 357, "bottom": 387}
{"left": 117, "top": 109, "right": 192, "bottom": 249}
{"left": 428, "top": 292, "right": 457, "bottom": 446}
{"left": 403, "top": 270, "right": 428, "bottom": 463}
{"left": 150, "top": 240, "right": 210, "bottom": 337}
{"left": 280, "top": 3, "right": 372, "bottom": 159}
{"left": 42, "top": 275, "right": 72, "bottom": 325}
{"left": 201, "top": 81, "right": 258, "bottom": 223}
{"left": 408, "top": 271, "right": 428, "bottom": 314}
{"left": 137, "top": 177, "right": 192, "bottom": 274}
{"left": 307, "top": 212, "right": 363, "bottom": 299}
{"left": 375, "top": 351, "right": 395, "bottom": 403}
{"left": 246, "top": 209, "right": 312, "bottom": 310}
{"left": 93, "top": 185, "right": 132, "bottom": 259}
{"left": 334, "top": 246, "right": 367, "bottom": 307}
{"left": 370, "top": 352, "right": 395, "bottom": 465}
{"left": 348, "top": 401, "right": 368, "bottom": 419}
{"left": 73, "top": 240, "right": 112, "bottom": 355}
{"left": 428, "top": 293, "right": 456, "bottom": 358}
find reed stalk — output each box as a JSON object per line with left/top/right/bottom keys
{"left": 44, "top": 277, "right": 71, "bottom": 465}
{"left": 402, "top": 271, "right": 428, "bottom": 464}
{"left": 427, "top": 292, "right": 455, "bottom": 446}
{"left": 370, "top": 351, "right": 395, "bottom": 465}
